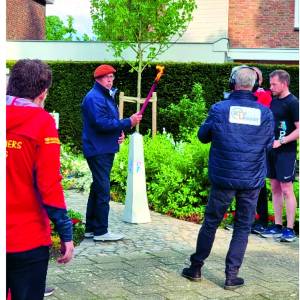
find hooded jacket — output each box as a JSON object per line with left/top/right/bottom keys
{"left": 198, "top": 90, "right": 274, "bottom": 190}
{"left": 6, "top": 96, "right": 72, "bottom": 253}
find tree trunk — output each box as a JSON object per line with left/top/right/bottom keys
{"left": 136, "top": 42, "right": 143, "bottom": 132}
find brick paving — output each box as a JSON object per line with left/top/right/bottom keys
{"left": 47, "top": 190, "right": 299, "bottom": 300}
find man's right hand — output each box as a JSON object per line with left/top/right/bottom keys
{"left": 57, "top": 240, "right": 74, "bottom": 264}
{"left": 130, "top": 113, "right": 143, "bottom": 127}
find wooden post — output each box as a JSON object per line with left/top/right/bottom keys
{"left": 118, "top": 92, "right": 157, "bottom": 137}
{"left": 152, "top": 92, "right": 157, "bottom": 137}
{"left": 119, "top": 92, "right": 124, "bottom": 119}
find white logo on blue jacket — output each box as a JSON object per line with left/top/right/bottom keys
{"left": 229, "top": 106, "right": 261, "bottom": 126}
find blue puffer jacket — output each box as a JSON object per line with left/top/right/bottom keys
{"left": 81, "top": 82, "right": 132, "bottom": 157}
{"left": 198, "top": 90, "right": 274, "bottom": 190}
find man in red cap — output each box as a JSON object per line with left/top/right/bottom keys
{"left": 81, "top": 64, "right": 142, "bottom": 242}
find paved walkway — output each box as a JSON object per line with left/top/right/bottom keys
{"left": 47, "top": 191, "right": 299, "bottom": 300}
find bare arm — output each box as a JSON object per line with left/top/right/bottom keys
{"left": 273, "top": 122, "right": 299, "bottom": 148}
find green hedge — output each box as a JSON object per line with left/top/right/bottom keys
{"left": 6, "top": 61, "right": 299, "bottom": 149}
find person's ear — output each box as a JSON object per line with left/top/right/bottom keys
{"left": 39, "top": 89, "right": 48, "bottom": 101}
{"left": 34, "top": 89, "right": 48, "bottom": 107}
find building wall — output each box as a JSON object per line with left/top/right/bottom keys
{"left": 179, "top": 0, "right": 229, "bottom": 43}
{"left": 6, "top": 0, "right": 46, "bottom": 40}
{"left": 229, "top": 0, "right": 299, "bottom": 48}
{"left": 5, "top": 40, "right": 229, "bottom": 63}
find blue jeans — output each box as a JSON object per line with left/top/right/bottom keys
{"left": 86, "top": 153, "right": 115, "bottom": 235}
{"left": 190, "top": 186, "right": 260, "bottom": 278}
{"left": 7, "top": 246, "right": 49, "bottom": 300}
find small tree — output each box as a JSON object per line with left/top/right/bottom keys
{"left": 90, "top": 0, "right": 196, "bottom": 104}
{"left": 46, "top": 16, "right": 92, "bottom": 41}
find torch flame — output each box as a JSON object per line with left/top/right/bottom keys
{"left": 155, "top": 65, "right": 165, "bottom": 82}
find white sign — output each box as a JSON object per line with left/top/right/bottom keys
{"left": 229, "top": 106, "right": 261, "bottom": 126}
{"left": 50, "top": 112, "right": 59, "bottom": 129}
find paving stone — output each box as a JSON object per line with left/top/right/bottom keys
{"left": 124, "top": 284, "right": 172, "bottom": 295}
{"left": 46, "top": 191, "right": 299, "bottom": 299}
{"left": 163, "top": 291, "right": 208, "bottom": 300}
{"left": 197, "top": 287, "right": 240, "bottom": 299}
{"left": 229, "top": 284, "right": 271, "bottom": 296}
{"left": 126, "top": 294, "right": 167, "bottom": 300}
{"left": 94, "top": 261, "right": 132, "bottom": 271}
{"left": 259, "top": 290, "right": 299, "bottom": 300}
{"left": 257, "top": 281, "right": 299, "bottom": 293}
{"left": 54, "top": 283, "right": 100, "bottom": 299}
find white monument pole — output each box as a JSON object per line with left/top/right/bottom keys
{"left": 122, "top": 132, "right": 151, "bottom": 223}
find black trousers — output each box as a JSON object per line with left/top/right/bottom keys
{"left": 86, "top": 153, "right": 115, "bottom": 236}
{"left": 7, "top": 246, "right": 49, "bottom": 300}
{"left": 190, "top": 186, "right": 260, "bottom": 278}
{"left": 256, "top": 183, "right": 268, "bottom": 226}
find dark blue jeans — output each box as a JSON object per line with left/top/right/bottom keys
{"left": 190, "top": 186, "right": 260, "bottom": 278}
{"left": 86, "top": 153, "right": 115, "bottom": 236}
{"left": 7, "top": 246, "right": 49, "bottom": 300}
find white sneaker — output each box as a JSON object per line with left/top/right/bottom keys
{"left": 44, "top": 287, "right": 55, "bottom": 297}
{"left": 93, "top": 232, "right": 124, "bottom": 241}
{"left": 84, "top": 232, "right": 94, "bottom": 238}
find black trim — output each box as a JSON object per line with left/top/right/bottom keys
{"left": 33, "top": 0, "right": 46, "bottom": 5}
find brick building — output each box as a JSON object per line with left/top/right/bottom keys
{"left": 6, "top": 0, "right": 53, "bottom": 40}
{"left": 229, "top": 0, "right": 298, "bottom": 49}
{"left": 180, "top": 0, "right": 299, "bottom": 64}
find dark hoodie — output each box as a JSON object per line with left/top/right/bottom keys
{"left": 6, "top": 96, "right": 72, "bottom": 253}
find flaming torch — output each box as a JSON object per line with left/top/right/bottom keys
{"left": 138, "top": 65, "right": 165, "bottom": 115}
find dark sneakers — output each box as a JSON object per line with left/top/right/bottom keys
{"left": 181, "top": 266, "right": 202, "bottom": 281}
{"left": 224, "top": 277, "right": 244, "bottom": 290}
{"left": 251, "top": 223, "right": 266, "bottom": 234}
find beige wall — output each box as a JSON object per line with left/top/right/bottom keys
{"left": 179, "top": 0, "right": 229, "bottom": 43}
{"left": 5, "top": 40, "right": 229, "bottom": 63}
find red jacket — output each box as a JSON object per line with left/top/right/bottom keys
{"left": 254, "top": 88, "right": 272, "bottom": 108}
{"left": 6, "top": 97, "right": 66, "bottom": 252}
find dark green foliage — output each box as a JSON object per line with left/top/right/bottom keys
{"left": 111, "top": 131, "right": 211, "bottom": 219}
{"left": 6, "top": 61, "right": 299, "bottom": 150}
{"left": 160, "top": 82, "right": 208, "bottom": 140}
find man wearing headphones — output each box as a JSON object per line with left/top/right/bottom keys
{"left": 181, "top": 67, "right": 274, "bottom": 290}
{"left": 224, "top": 66, "right": 272, "bottom": 235}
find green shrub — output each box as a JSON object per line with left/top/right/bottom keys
{"left": 111, "top": 130, "right": 211, "bottom": 220}
{"left": 159, "top": 82, "right": 208, "bottom": 140}
{"left": 60, "top": 144, "right": 92, "bottom": 191}
{"left": 60, "top": 138, "right": 299, "bottom": 227}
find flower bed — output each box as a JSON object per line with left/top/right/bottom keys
{"left": 50, "top": 209, "right": 85, "bottom": 259}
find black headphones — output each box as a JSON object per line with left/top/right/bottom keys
{"left": 229, "top": 66, "right": 259, "bottom": 92}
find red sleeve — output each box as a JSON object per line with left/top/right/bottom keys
{"left": 254, "top": 89, "right": 272, "bottom": 108}
{"left": 35, "top": 112, "right": 66, "bottom": 209}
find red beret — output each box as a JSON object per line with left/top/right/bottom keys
{"left": 94, "top": 64, "right": 116, "bottom": 78}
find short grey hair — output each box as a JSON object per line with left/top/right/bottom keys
{"left": 234, "top": 67, "right": 257, "bottom": 89}
{"left": 230, "top": 64, "right": 248, "bottom": 80}
{"left": 269, "top": 69, "right": 290, "bottom": 86}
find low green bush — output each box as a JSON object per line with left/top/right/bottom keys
{"left": 111, "top": 130, "right": 211, "bottom": 220}
{"left": 60, "top": 137, "right": 299, "bottom": 228}
{"left": 60, "top": 144, "right": 92, "bottom": 191}
{"left": 159, "top": 82, "right": 208, "bottom": 140}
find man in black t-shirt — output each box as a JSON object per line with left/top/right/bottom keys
{"left": 260, "top": 70, "right": 299, "bottom": 242}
